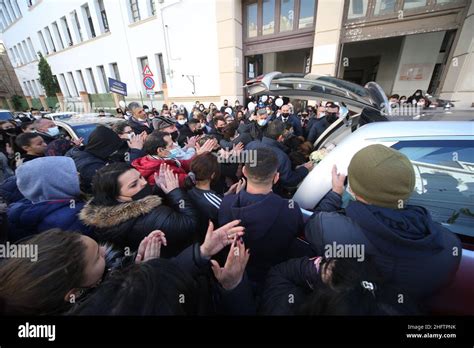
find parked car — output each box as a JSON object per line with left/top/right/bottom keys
{"left": 51, "top": 113, "right": 122, "bottom": 144}
{"left": 245, "top": 72, "right": 474, "bottom": 315}
{"left": 0, "top": 109, "right": 14, "bottom": 121}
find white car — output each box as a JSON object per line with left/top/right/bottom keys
{"left": 245, "top": 72, "right": 474, "bottom": 314}
{"left": 50, "top": 113, "right": 123, "bottom": 144}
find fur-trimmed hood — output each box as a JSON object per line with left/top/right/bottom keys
{"left": 79, "top": 195, "right": 162, "bottom": 228}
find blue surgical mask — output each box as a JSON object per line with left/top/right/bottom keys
{"left": 257, "top": 119, "right": 268, "bottom": 127}
{"left": 47, "top": 126, "right": 59, "bottom": 137}
{"left": 168, "top": 148, "right": 180, "bottom": 159}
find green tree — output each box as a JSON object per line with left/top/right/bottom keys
{"left": 38, "top": 52, "right": 60, "bottom": 97}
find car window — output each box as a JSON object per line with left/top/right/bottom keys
{"left": 57, "top": 125, "right": 72, "bottom": 140}
{"left": 391, "top": 139, "right": 474, "bottom": 239}
{"left": 72, "top": 124, "right": 100, "bottom": 144}
{"left": 0, "top": 111, "right": 13, "bottom": 120}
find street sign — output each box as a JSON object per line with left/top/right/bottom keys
{"left": 142, "top": 65, "right": 153, "bottom": 76}
{"left": 108, "top": 78, "right": 127, "bottom": 96}
{"left": 146, "top": 90, "right": 155, "bottom": 97}
{"left": 143, "top": 76, "right": 155, "bottom": 90}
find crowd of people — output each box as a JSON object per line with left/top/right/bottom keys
{"left": 0, "top": 95, "right": 462, "bottom": 316}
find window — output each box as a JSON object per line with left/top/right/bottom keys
{"left": 130, "top": 0, "right": 141, "bottom": 22}
{"left": 61, "top": 17, "right": 73, "bottom": 46}
{"left": 30, "top": 80, "right": 40, "bottom": 97}
{"left": 403, "top": 0, "right": 427, "bottom": 10}
{"left": 35, "top": 80, "right": 43, "bottom": 95}
{"left": 86, "top": 68, "right": 98, "bottom": 93}
{"left": 72, "top": 10, "right": 83, "bottom": 42}
{"left": 97, "top": 65, "right": 108, "bottom": 92}
{"left": 44, "top": 26, "right": 56, "bottom": 52}
{"left": 38, "top": 30, "right": 48, "bottom": 54}
{"left": 84, "top": 4, "right": 96, "bottom": 38}
{"left": 138, "top": 56, "right": 149, "bottom": 72}
{"left": 98, "top": 0, "right": 109, "bottom": 32}
{"left": 52, "top": 21, "right": 64, "bottom": 49}
{"left": 436, "top": 0, "right": 462, "bottom": 4}
{"left": 347, "top": 0, "right": 368, "bottom": 19}
{"left": 262, "top": 0, "right": 275, "bottom": 35}
{"left": 111, "top": 62, "right": 121, "bottom": 81}
{"left": 374, "top": 0, "right": 396, "bottom": 15}
{"left": 67, "top": 72, "right": 79, "bottom": 96}
{"left": 157, "top": 53, "right": 166, "bottom": 83}
{"left": 150, "top": 0, "right": 156, "bottom": 15}
{"left": 27, "top": 37, "right": 36, "bottom": 59}
{"left": 21, "top": 41, "right": 32, "bottom": 62}
{"left": 13, "top": 45, "right": 23, "bottom": 64}
{"left": 391, "top": 139, "right": 474, "bottom": 238}
{"left": 76, "top": 70, "right": 86, "bottom": 92}
{"left": 280, "top": 0, "right": 294, "bottom": 32}
{"left": 246, "top": 3, "right": 258, "bottom": 38}
{"left": 299, "top": 0, "right": 315, "bottom": 29}
{"left": 59, "top": 74, "right": 71, "bottom": 96}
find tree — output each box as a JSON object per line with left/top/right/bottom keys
{"left": 37, "top": 52, "right": 60, "bottom": 97}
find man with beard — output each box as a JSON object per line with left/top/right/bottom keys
{"left": 127, "top": 102, "right": 154, "bottom": 134}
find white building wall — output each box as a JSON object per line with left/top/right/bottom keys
{"left": 0, "top": 0, "right": 221, "bottom": 108}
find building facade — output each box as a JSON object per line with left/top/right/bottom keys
{"left": 0, "top": 0, "right": 472, "bottom": 111}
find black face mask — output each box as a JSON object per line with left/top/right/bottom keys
{"left": 131, "top": 184, "right": 153, "bottom": 201}
{"left": 281, "top": 113, "right": 290, "bottom": 118}
{"left": 168, "top": 131, "right": 179, "bottom": 142}
{"left": 326, "top": 113, "right": 338, "bottom": 124}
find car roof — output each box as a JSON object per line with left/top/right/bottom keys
{"left": 55, "top": 116, "right": 121, "bottom": 126}
{"left": 386, "top": 109, "right": 474, "bottom": 121}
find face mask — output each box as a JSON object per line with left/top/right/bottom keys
{"left": 177, "top": 119, "right": 187, "bottom": 125}
{"left": 257, "top": 119, "right": 268, "bottom": 127}
{"left": 127, "top": 132, "right": 135, "bottom": 140}
{"left": 168, "top": 131, "right": 179, "bottom": 142}
{"left": 224, "top": 102, "right": 228, "bottom": 106}
{"left": 47, "top": 126, "right": 59, "bottom": 137}
{"left": 281, "top": 113, "right": 290, "bottom": 118}
{"left": 33, "top": 115, "right": 42, "bottom": 120}
{"left": 168, "top": 148, "right": 179, "bottom": 159}
{"left": 199, "top": 107, "right": 204, "bottom": 111}
{"left": 131, "top": 184, "right": 153, "bottom": 201}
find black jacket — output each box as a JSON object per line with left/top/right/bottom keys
{"left": 305, "top": 191, "right": 462, "bottom": 300}
{"left": 177, "top": 124, "right": 197, "bottom": 147}
{"left": 79, "top": 190, "right": 199, "bottom": 258}
{"left": 246, "top": 137, "right": 308, "bottom": 189}
{"left": 127, "top": 117, "right": 154, "bottom": 134}
{"left": 218, "top": 190, "right": 306, "bottom": 284}
{"left": 187, "top": 187, "right": 222, "bottom": 241}
{"left": 260, "top": 257, "right": 319, "bottom": 315}
{"left": 238, "top": 122, "right": 266, "bottom": 141}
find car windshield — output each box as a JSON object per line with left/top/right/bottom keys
{"left": 71, "top": 124, "right": 101, "bottom": 144}
{"left": 0, "top": 111, "right": 14, "bottom": 120}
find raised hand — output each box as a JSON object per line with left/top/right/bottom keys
{"left": 200, "top": 220, "right": 245, "bottom": 258}
{"left": 158, "top": 163, "right": 179, "bottom": 194}
{"left": 135, "top": 230, "right": 167, "bottom": 263}
{"left": 127, "top": 133, "right": 144, "bottom": 150}
{"left": 332, "top": 164, "right": 346, "bottom": 196}
{"left": 211, "top": 237, "right": 250, "bottom": 290}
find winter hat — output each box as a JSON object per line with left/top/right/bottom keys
{"left": 153, "top": 116, "right": 176, "bottom": 131}
{"left": 85, "top": 125, "right": 123, "bottom": 160}
{"left": 16, "top": 157, "right": 80, "bottom": 203}
{"left": 348, "top": 144, "right": 415, "bottom": 209}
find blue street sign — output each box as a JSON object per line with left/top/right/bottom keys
{"left": 108, "top": 77, "right": 127, "bottom": 96}
{"left": 143, "top": 76, "right": 155, "bottom": 90}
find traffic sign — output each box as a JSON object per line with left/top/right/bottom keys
{"left": 146, "top": 90, "right": 155, "bottom": 97}
{"left": 108, "top": 78, "right": 127, "bottom": 96}
{"left": 143, "top": 76, "right": 155, "bottom": 90}
{"left": 142, "top": 65, "right": 153, "bottom": 76}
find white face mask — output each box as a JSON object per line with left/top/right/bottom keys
{"left": 33, "top": 115, "right": 42, "bottom": 120}
{"left": 177, "top": 119, "right": 187, "bottom": 125}
{"left": 127, "top": 132, "right": 135, "bottom": 140}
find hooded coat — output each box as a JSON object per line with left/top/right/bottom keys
{"left": 218, "top": 190, "right": 306, "bottom": 283}
{"left": 305, "top": 191, "right": 462, "bottom": 300}
{"left": 7, "top": 157, "right": 92, "bottom": 242}
{"left": 79, "top": 189, "right": 199, "bottom": 258}
{"left": 67, "top": 126, "right": 141, "bottom": 193}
